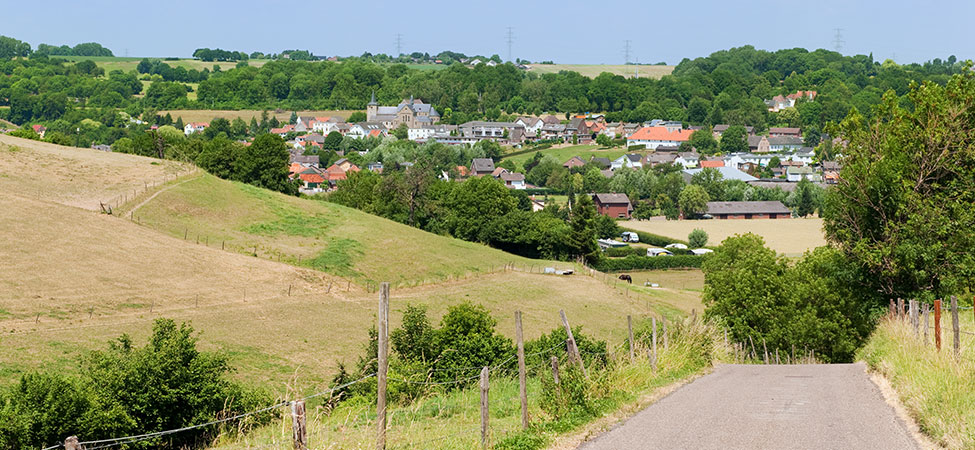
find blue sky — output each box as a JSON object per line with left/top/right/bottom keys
{"left": 4, "top": 0, "right": 971, "bottom": 64}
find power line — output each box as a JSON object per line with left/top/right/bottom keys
{"left": 395, "top": 34, "right": 403, "bottom": 57}
{"left": 623, "top": 40, "right": 632, "bottom": 65}
{"left": 505, "top": 27, "right": 515, "bottom": 62}
{"left": 832, "top": 28, "right": 845, "bottom": 53}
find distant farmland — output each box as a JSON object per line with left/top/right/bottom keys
{"left": 527, "top": 64, "right": 674, "bottom": 79}
{"left": 59, "top": 56, "right": 266, "bottom": 72}
{"left": 157, "top": 109, "right": 359, "bottom": 124}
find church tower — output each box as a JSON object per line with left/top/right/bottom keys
{"left": 366, "top": 90, "right": 378, "bottom": 122}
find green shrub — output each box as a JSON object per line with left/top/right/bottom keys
{"left": 593, "top": 254, "right": 704, "bottom": 271}
{"left": 524, "top": 326, "right": 609, "bottom": 372}
{"left": 688, "top": 228, "right": 708, "bottom": 248}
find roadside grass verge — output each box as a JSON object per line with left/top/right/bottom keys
{"left": 210, "top": 317, "right": 724, "bottom": 449}
{"left": 857, "top": 314, "right": 975, "bottom": 449}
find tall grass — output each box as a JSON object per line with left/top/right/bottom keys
{"left": 857, "top": 315, "right": 975, "bottom": 449}
{"left": 210, "top": 318, "right": 728, "bottom": 449}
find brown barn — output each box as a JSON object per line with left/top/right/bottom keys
{"left": 593, "top": 193, "right": 633, "bottom": 219}
{"left": 706, "top": 201, "right": 791, "bottom": 219}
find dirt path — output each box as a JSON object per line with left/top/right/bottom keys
{"left": 128, "top": 170, "right": 199, "bottom": 214}
{"left": 577, "top": 363, "right": 921, "bottom": 450}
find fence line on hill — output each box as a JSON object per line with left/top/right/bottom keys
{"left": 46, "top": 281, "right": 693, "bottom": 450}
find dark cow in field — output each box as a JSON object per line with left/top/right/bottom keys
{"left": 618, "top": 274, "right": 632, "bottom": 284}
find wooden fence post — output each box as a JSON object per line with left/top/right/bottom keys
{"left": 923, "top": 303, "right": 930, "bottom": 344}
{"left": 749, "top": 336, "right": 757, "bottom": 361}
{"left": 550, "top": 356, "right": 560, "bottom": 385}
{"left": 559, "top": 310, "right": 588, "bottom": 378}
{"left": 64, "top": 436, "right": 84, "bottom": 450}
{"left": 775, "top": 348, "right": 780, "bottom": 365}
{"left": 662, "top": 316, "right": 669, "bottom": 350}
{"left": 935, "top": 299, "right": 942, "bottom": 352}
{"left": 651, "top": 317, "right": 658, "bottom": 372}
{"left": 376, "top": 282, "right": 389, "bottom": 450}
{"left": 515, "top": 311, "right": 528, "bottom": 430}
{"left": 889, "top": 299, "right": 895, "bottom": 317}
{"left": 627, "top": 315, "right": 634, "bottom": 363}
{"left": 291, "top": 400, "right": 307, "bottom": 450}
{"left": 897, "top": 298, "right": 904, "bottom": 319}
{"left": 480, "top": 366, "right": 490, "bottom": 450}
{"left": 763, "top": 339, "right": 769, "bottom": 364}
{"left": 952, "top": 296, "right": 960, "bottom": 357}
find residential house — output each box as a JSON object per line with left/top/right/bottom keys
{"left": 366, "top": 93, "right": 440, "bottom": 129}
{"left": 747, "top": 135, "right": 804, "bottom": 152}
{"left": 590, "top": 157, "right": 612, "bottom": 169}
{"left": 712, "top": 124, "right": 754, "bottom": 138}
{"left": 491, "top": 167, "right": 509, "bottom": 178}
{"left": 592, "top": 193, "right": 633, "bottom": 219}
{"left": 290, "top": 154, "right": 320, "bottom": 167}
{"left": 769, "top": 127, "right": 802, "bottom": 138}
{"left": 563, "top": 156, "right": 586, "bottom": 169}
{"left": 786, "top": 166, "right": 822, "bottom": 182}
{"left": 541, "top": 115, "right": 562, "bottom": 125}
{"left": 699, "top": 159, "right": 725, "bottom": 169}
{"left": 765, "top": 90, "right": 818, "bottom": 112}
{"left": 516, "top": 117, "right": 544, "bottom": 135}
{"left": 347, "top": 122, "right": 387, "bottom": 139}
{"left": 294, "top": 116, "right": 317, "bottom": 132}
{"left": 470, "top": 158, "right": 495, "bottom": 176}
{"left": 500, "top": 172, "right": 526, "bottom": 189}
{"left": 643, "top": 152, "right": 676, "bottom": 167}
{"left": 682, "top": 167, "right": 758, "bottom": 183}
{"left": 706, "top": 201, "right": 792, "bottom": 219}
{"left": 626, "top": 126, "right": 694, "bottom": 149}
{"left": 270, "top": 124, "right": 295, "bottom": 137}
{"left": 611, "top": 153, "right": 643, "bottom": 170}
{"left": 675, "top": 151, "right": 700, "bottom": 168}
{"left": 298, "top": 172, "right": 326, "bottom": 193}
{"left": 31, "top": 124, "right": 47, "bottom": 138}
{"left": 539, "top": 123, "right": 566, "bottom": 140}
{"left": 408, "top": 124, "right": 456, "bottom": 141}
{"left": 459, "top": 121, "right": 524, "bottom": 142}
{"left": 183, "top": 122, "right": 208, "bottom": 135}
{"left": 366, "top": 162, "right": 384, "bottom": 173}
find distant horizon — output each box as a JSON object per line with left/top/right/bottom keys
{"left": 4, "top": 0, "right": 974, "bottom": 66}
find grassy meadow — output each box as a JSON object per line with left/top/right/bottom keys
{"left": 858, "top": 311, "right": 975, "bottom": 449}
{"left": 526, "top": 64, "right": 674, "bottom": 79}
{"left": 59, "top": 55, "right": 268, "bottom": 72}
{"left": 624, "top": 217, "right": 827, "bottom": 257}
{"left": 503, "top": 144, "right": 627, "bottom": 169}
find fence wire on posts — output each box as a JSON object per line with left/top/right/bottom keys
{"left": 896, "top": 295, "right": 975, "bottom": 359}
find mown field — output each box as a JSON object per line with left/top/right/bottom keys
{"left": 527, "top": 64, "right": 674, "bottom": 79}
{"left": 0, "top": 136, "right": 705, "bottom": 394}
{"left": 157, "top": 109, "right": 359, "bottom": 124}
{"left": 625, "top": 217, "right": 827, "bottom": 257}
{"left": 503, "top": 144, "right": 627, "bottom": 169}
{"left": 59, "top": 55, "right": 268, "bottom": 72}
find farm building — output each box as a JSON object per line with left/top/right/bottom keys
{"left": 592, "top": 193, "right": 633, "bottom": 219}
{"left": 706, "top": 201, "right": 792, "bottom": 219}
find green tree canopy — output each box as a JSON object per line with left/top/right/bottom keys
{"left": 678, "top": 184, "right": 710, "bottom": 217}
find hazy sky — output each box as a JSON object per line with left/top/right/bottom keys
{"left": 4, "top": 0, "right": 971, "bottom": 65}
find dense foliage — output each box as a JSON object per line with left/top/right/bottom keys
{"left": 36, "top": 42, "right": 114, "bottom": 57}
{"left": 0, "top": 319, "right": 271, "bottom": 449}
{"left": 823, "top": 70, "right": 975, "bottom": 301}
{"left": 702, "top": 234, "right": 876, "bottom": 362}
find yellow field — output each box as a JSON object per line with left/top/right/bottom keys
{"left": 527, "top": 64, "right": 674, "bottom": 79}
{"left": 59, "top": 56, "right": 268, "bottom": 73}
{"left": 0, "top": 138, "right": 705, "bottom": 394}
{"left": 157, "top": 109, "right": 359, "bottom": 124}
{"left": 625, "top": 217, "right": 827, "bottom": 257}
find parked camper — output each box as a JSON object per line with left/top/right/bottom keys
{"left": 646, "top": 248, "right": 673, "bottom": 257}
{"left": 665, "top": 243, "right": 688, "bottom": 249}
{"left": 621, "top": 231, "right": 640, "bottom": 243}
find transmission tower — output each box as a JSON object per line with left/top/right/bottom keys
{"left": 832, "top": 28, "right": 845, "bottom": 53}
{"left": 623, "top": 40, "right": 632, "bottom": 64}
{"left": 505, "top": 27, "right": 515, "bottom": 62}
{"left": 395, "top": 34, "right": 403, "bottom": 57}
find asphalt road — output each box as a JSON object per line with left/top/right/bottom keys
{"left": 579, "top": 363, "right": 919, "bottom": 450}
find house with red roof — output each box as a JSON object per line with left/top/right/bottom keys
{"left": 700, "top": 159, "right": 725, "bottom": 168}
{"left": 298, "top": 172, "right": 326, "bottom": 192}
{"left": 31, "top": 125, "right": 46, "bottom": 138}
{"left": 183, "top": 122, "right": 208, "bottom": 135}
{"left": 626, "top": 126, "right": 693, "bottom": 149}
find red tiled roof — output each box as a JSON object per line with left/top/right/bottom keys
{"left": 700, "top": 160, "right": 725, "bottom": 168}
{"left": 299, "top": 173, "right": 325, "bottom": 184}
{"left": 627, "top": 126, "right": 693, "bottom": 142}
{"left": 368, "top": 129, "right": 383, "bottom": 137}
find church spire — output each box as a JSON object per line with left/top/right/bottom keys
{"left": 368, "top": 90, "right": 377, "bottom": 106}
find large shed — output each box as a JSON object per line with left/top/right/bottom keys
{"left": 706, "top": 201, "right": 791, "bottom": 219}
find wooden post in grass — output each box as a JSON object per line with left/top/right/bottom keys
{"left": 897, "top": 298, "right": 904, "bottom": 319}
{"left": 64, "top": 436, "right": 83, "bottom": 450}
{"left": 376, "top": 282, "right": 389, "bottom": 450}
{"left": 662, "top": 316, "right": 669, "bottom": 350}
{"left": 889, "top": 299, "right": 895, "bottom": 318}
{"left": 651, "top": 317, "right": 658, "bottom": 372}
{"left": 550, "top": 356, "right": 560, "bottom": 385}
{"left": 627, "top": 315, "right": 635, "bottom": 363}
{"left": 749, "top": 336, "right": 757, "bottom": 361}
{"left": 559, "top": 310, "right": 587, "bottom": 378}
{"left": 792, "top": 344, "right": 796, "bottom": 363}
{"left": 923, "top": 303, "right": 930, "bottom": 344}
{"left": 775, "top": 348, "right": 780, "bottom": 365}
{"left": 952, "top": 296, "right": 960, "bottom": 357}
{"left": 291, "top": 400, "right": 307, "bottom": 450}
{"left": 763, "top": 340, "right": 769, "bottom": 364}
{"left": 515, "top": 311, "right": 528, "bottom": 430}
{"left": 288, "top": 284, "right": 292, "bottom": 297}
{"left": 480, "top": 366, "right": 490, "bottom": 450}
{"left": 935, "top": 299, "right": 942, "bottom": 351}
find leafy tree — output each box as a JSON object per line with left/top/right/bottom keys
{"left": 233, "top": 133, "right": 297, "bottom": 195}
{"left": 718, "top": 125, "right": 748, "bottom": 153}
{"left": 323, "top": 131, "right": 343, "bottom": 150}
{"left": 473, "top": 139, "right": 502, "bottom": 161}
{"left": 824, "top": 74, "right": 975, "bottom": 300}
{"left": 793, "top": 177, "right": 817, "bottom": 217}
{"left": 689, "top": 228, "right": 708, "bottom": 248}
{"left": 567, "top": 194, "right": 599, "bottom": 260}
{"left": 690, "top": 167, "right": 724, "bottom": 200}
{"left": 688, "top": 127, "right": 718, "bottom": 154}
{"left": 347, "top": 111, "right": 367, "bottom": 123}
{"left": 393, "top": 123, "right": 408, "bottom": 140}
{"left": 678, "top": 184, "right": 709, "bottom": 217}
{"left": 0, "top": 35, "right": 31, "bottom": 58}
{"left": 595, "top": 134, "right": 613, "bottom": 147}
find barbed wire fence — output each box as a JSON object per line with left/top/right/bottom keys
{"left": 43, "top": 280, "right": 678, "bottom": 450}
{"left": 890, "top": 295, "right": 975, "bottom": 357}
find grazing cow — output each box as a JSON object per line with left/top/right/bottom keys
{"left": 618, "top": 274, "right": 632, "bottom": 284}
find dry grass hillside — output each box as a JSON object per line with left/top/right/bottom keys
{"left": 0, "top": 134, "right": 192, "bottom": 210}
{"left": 625, "top": 217, "right": 827, "bottom": 257}
{"left": 0, "top": 138, "right": 703, "bottom": 394}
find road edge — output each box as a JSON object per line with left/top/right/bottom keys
{"left": 546, "top": 365, "right": 714, "bottom": 450}
{"left": 864, "top": 365, "right": 941, "bottom": 450}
